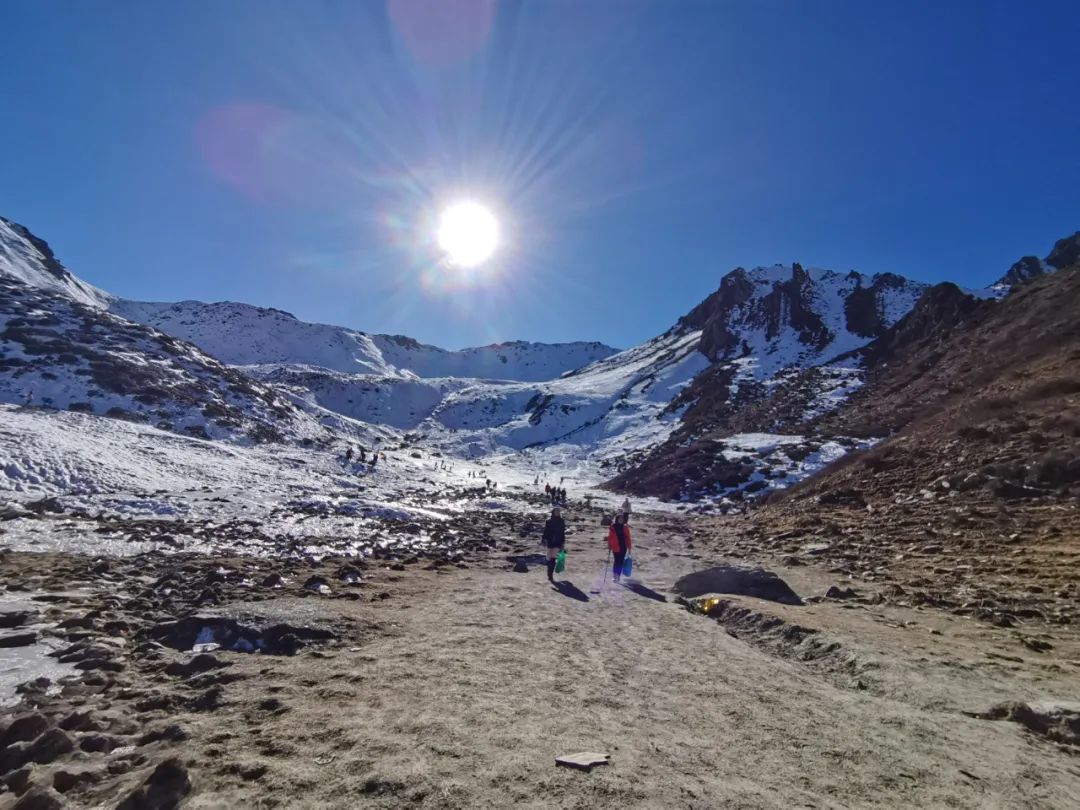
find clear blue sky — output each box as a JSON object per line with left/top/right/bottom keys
{"left": 2, "top": 1, "right": 1078, "bottom": 350}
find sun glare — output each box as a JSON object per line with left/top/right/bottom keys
{"left": 437, "top": 201, "right": 499, "bottom": 267}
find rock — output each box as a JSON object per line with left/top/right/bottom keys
{"left": 53, "top": 768, "right": 102, "bottom": 793}
{"left": 3, "top": 766, "right": 31, "bottom": 795}
{"left": 825, "top": 585, "right": 858, "bottom": 600}
{"left": 79, "top": 734, "right": 119, "bottom": 754}
{"left": 302, "top": 576, "right": 331, "bottom": 595}
{"left": 1, "top": 714, "right": 49, "bottom": 747}
{"left": 260, "top": 573, "right": 284, "bottom": 588}
{"left": 0, "top": 611, "right": 36, "bottom": 629}
{"left": 12, "top": 787, "right": 65, "bottom": 810}
{"left": 672, "top": 565, "right": 803, "bottom": 606}
{"left": 0, "top": 743, "right": 30, "bottom": 776}
{"left": 1019, "top": 636, "right": 1054, "bottom": 653}
{"left": 555, "top": 751, "right": 610, "bottom": 772}
{"left": 512, "top": 560, "right": 529, "bottom": 573}
{"left": 58, "top": 712, "right": 99, "bottom": 733}
{"left": 0, "top": 631, "right": 38, "bottom": 648}
{"left": 25, "top": 729, "right": 74, "bottom": 765}
{"left": 138, "top": 725, "right": 189, "bottom": 746}
{"left": 116, "top": 757, "right": 191, "bottom": 810}
{"left": 164, "top": 653, "right": 229, "bottom": 678}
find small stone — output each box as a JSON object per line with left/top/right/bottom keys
{"left": 825, "top": 585, "right": 858, "bottom": 600}
{"left": 512, "top": 560, "right": 528, "bottom": 573}
{"left": 555, "top": 751, "right": 610, "bottom": 772}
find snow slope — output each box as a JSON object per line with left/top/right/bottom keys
{"left": 0, "top": 218, "right": 110, "bottom": 309}
{"left": 0, "top": 274, "right": 330, "bottom": 444}
{"left": 111, "top": 299, "right": 618, "bottom": 382}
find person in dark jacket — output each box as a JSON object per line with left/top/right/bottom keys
{"left": 541, "top": 507, "right": 566, "bottom": 582}
{"left": 607, "top": 513, "right": 632, "bottom": 583}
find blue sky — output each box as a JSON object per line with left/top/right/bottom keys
{"left": 2, "top": 0, "right": 1078, "bottom": 350}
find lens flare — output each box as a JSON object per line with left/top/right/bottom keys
{"left": 437, "top": 202, "right": 500, "bottom": 267}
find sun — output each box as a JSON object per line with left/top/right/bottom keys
{"left": 436, "top": 201, "right": 499, "bottom": 267}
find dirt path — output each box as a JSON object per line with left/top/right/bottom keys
{"left": 158, "top": 518, "right": 1080, "bottom": 809}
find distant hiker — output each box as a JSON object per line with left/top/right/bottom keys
{"left": 359, "top": 447, "right": 367, "bottom": 462}
{"left": 545, "top": 483, "right": 551, "bottom": 496}
{"left": 607, "top": 513, "right": 632, "bottom": 583}
{"left": 621, "top": 497, "right": 632, "bottom": 523}
{"left": 370, "top": 452, "right": 379, "bottom": 467}
{"left": 542, "top": 507, "right": 566, "bottom": 582}
{"left": 345, "top": 447, "right": 353, "bottom": 464}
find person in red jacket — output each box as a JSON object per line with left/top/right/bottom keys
{"left": 607, "top": 513, "right": 632, "bottom": 583}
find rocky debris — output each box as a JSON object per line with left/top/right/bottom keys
{"left": 974, "top": 701, "right": 1080, "bottom": 748}
{"left": 150, "top": 614, "right": 335, "bottom": 657}
{"left": 116, "top": 758, "right": 191, "bottom": 810}
{"left": 672, "top": 565, "right": 803, "bottom": 605}
{"left": 512, "top": 560, "right": 529, "bottom": 573}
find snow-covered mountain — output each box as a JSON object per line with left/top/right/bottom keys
{"left": 0, "top": 272, "right": 330, "bottom": 444}
{"left": 111, "top": 299, "right": 617, "bottom": 382}
{"left": 8, "top": 212, "right": 1062, "bottom": 508}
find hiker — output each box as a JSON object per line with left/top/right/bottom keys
{"left": 359, "top": 447, "right": 367, "bottom": 463}
{"left": 621, "top": 497, "right": 632, "bottom": 523}
{"left": 370, "top": 452, "right": 379, "bottom": 467}
{"left": 344, "top": 447, "right": 353, "bottom": 464}
{"left": 607, "top": 513, "right": 632, "bottom": 583}
{"left": 541, "top": 507, "right": 566, "bottom": 582}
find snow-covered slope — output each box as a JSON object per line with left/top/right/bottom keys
{"left": 112, "top": 299, "right": 617, "bottom": 382}
{"left": 0, "top": 273, "right": 330, "bottom": 444}
{"left": 0, "top": 218, "right": 111, "bottom": 309}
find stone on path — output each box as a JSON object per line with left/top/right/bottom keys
{"left": 555, "top": 752, "right": 610, "bottom": 772}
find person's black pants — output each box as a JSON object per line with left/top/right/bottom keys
{"left": 612, "top": 551, "right": 626, "bottom": 580}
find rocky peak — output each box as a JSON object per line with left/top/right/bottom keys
{"left": 1046, "top": 230, "right": 1080, "bottom": 270}
{"left": 858, "top": 282, "right": 985, "bottom": 368}
{"left": 993, "top": 229, "right": 1079, "bottom": 288}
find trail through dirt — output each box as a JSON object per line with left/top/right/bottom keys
{"left": 163, "top": 517, "right": 1080, "bottom": 809}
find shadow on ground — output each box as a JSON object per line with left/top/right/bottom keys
{"left": 552, "top": 581, "right": 590, "bottom": 602}
{"left": 622, "top": 581, "right": 667, "bottom": 602}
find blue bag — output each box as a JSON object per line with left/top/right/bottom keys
{"left": 622, "top": 555, "right": 633, "bottom": 577}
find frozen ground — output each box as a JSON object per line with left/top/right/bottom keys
{"left": 0, "top": 406, "right": 687, "bottom": 558}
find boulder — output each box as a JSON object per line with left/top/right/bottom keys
{"left": 672, "top": 566, "right": 803, "bottom": 605}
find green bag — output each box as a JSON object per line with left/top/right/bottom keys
{"left": 554, "top": 549, "right": 567, "bottom": 573}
